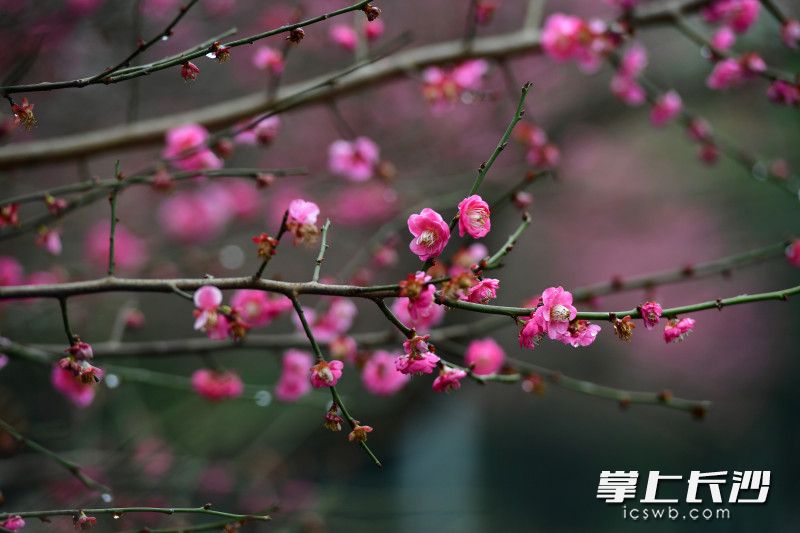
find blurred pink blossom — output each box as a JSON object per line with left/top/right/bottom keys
{"left": 702, "top": 0, "right": 759, "bottom": 33}
{"left": 361, "top": 350, "right": 409, "bottom": 395}
{"left": 328, "top": 137, "right": 380, "bottom": 182}
{"left": 191, "top": 369, "right": 244, "bottom": 401}
{"left": 464, "top": 338, "right": 505, "bottom": 375}
{"left": 231, "top": 290, "right": 292, "bottom": 328}
{"left": 84, "top": 221, "right": 148, "bottom": 273}
{"left": 51, "top": 365, "right": 96, "bottom": 407}
{"left": 276, "top": 350, "right": 313, "bottom": 402}
{"left": 650, "top": 90, "right": 683, "bottom": 126}
{"left": 251, "top": 47, "right": 284, "bottom": 75}
{"left": 0, "top": 257, "right": 23, "bottom": 286}
{"left": 163, "top": 124, "right": 222, "bottom": 171}
{"left": 432, "top": 366, "right": 467, "bottom": 392}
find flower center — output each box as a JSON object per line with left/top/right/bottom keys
{"left": 318, "top": 365, "right": 334, "bottom": 383}
{"left": 468, "top": 209, "right": 487, "bottom": 226}
{"left": 550, "top": 304, "right": 570, "bottom": 321}
{"left": 417, "top": 230, "right": 436, "bottom": 247}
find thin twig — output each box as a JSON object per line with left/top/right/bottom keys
{"left": 483, "top": 212, "right": 531, "bottom": 270}
{"left": 0, "top": 0, "right": 373, "bottom": 95}
{"left": 86, "top": 0, "right": 202, "bottom": 84}
{"left": 107, "top": 165, "right": 120, "bottom": 277}
{"left": 313, "top": 219, "right": 332, "bottom": 283}
{"left": 423, "top": 81, "right": 531, "bottom": 270}
{"left": 0, "top": 0, "right": 710, "bottom": 169}
{"left": 58, "top": 298, "right": 75, "bottom": 345}
{"left": 289, "top": 294, "right": 382, "bottom": 467}
{"left": 373, "top": 298, "right": 414, "bottom": 338}
{"left": 254, "top": 210, "right": 289, "bottom": 280}
{"left": 759, "top": 0, "right": 789, "bottom": 25}
{"left": 0, "top": 507, "right": 269, "bottom": 522}
{"left": 0, "top": 418, "right": 112, "bottom": 495}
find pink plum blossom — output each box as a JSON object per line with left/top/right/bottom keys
{"left": 231, "top": 290, "right": 292, "bottom": 327}
{"left": 330, "top": 24, "right": 358, "bottom": 51}
{"left": 650, "top": 90, "right": 683, "bottom": 126}
{"left": 457, "top": 195, "right": 491, "bottom": 238}
{"left": 391, "top": 296, "right": 445, "bottom": 332}
{"left": 399, "top": 270, "right": 435, "bottom": 311}
{"left": 687, "top": 117, "right": 713, "bottom": 142}
{"left": 162, "top": 124, "right": 222, "bottom": 171}
{"left": 432, "top": 366, "right": 468, "bottom": 392}
{"left": 180, "top": 61, "right": 200, "bottom": 82}
{"left": 706, "top": 58, "right": 744, "bottom": 89}
{"left": 326, "top": 184, "right": 399, "bottom": 226}
{"left": 286, "top": 198, "right": 321, "bottom": 245}
{"left": 641, "top": 301, "right": 663, "bottom": 330}
{"left": 35, "top": 228, "right": 62, "bottom": 255}
{"left": 449, "top": 243, "right": 488, "bottom": 275}
{"left": 288, "top": 198, "right": 319, "bottom": 225}
{"left": 464, "top": 338, "right": 505, "bottom": 375}
{"left": 619, "top": 44, "right": 648, "bottom": 78}
{"left": 702, "top": 0, "right": 759, "bottom": 33}
{"left": 541, "top": 13, "right": 585, "bottom": 62}
{"left": 785, "top": 240, "right": 800, "bottom": 267}
{"left": 51, "top": 365, "right": 97, "bottom": 407}
{"left": 422, "top": 60, "right": 488, "bottom": 111}
{"left": 407, "top": 208, "right": 450, "bottom": 261}
{"left": 782, "top": 20, "right": 800, "bottom": 48}
{"left": 664, "top": 317, "right": 696, "bottom": 343}
{"left": 276, "top": 349, "right": 313, "bottom": 402}
{"left": 541, "top": 14, "right": 611, "bottom": 72}
{"left": 559, "top": 320, "right": 601, "bottom": 347}
{"left": 292, "top": 299, "right": 357, "bottom": 343}
{"left": 610, "top": 44, "right": 648, "bottom": 105}
{"left": 235, "top": 116, "right": 280, "bottom": 146}
{"left": 328, "top": 137, "right": 380, "bottom": 182}
{"left": 711, "top": 26, "right": 736, "bottom": 51}
{"left": 191, "top": 369, "right": 244, "bottom": 401}
{"left": 362, "top": 351, "right": 410, "bottom": 395}
{"left": 539, "top": 286, "right": 578, "bottom": 339}
{"left": 463, "top": 278, "right": 499, "bottom": 304}
{"left": 84, "top": 221, "right": 148, "bottom": 273}
{"left": 213, "top": 181, "right": 262, "bottom": 221}
{"left": 1, "top": 516, "right": 25, "bottom": 531}
{"left": 329, "top": 335, "right": 358, "bottom": 364}
{"left": 0, "top": 256, "right": 23, "bottom": 286}
{"left": 158, "top": 189, "right": 231, "bottom": 243}
{"left": 740, "top": 52, "right": 766, "bottom": 75}
{"left": 251, "top": 46, "right": 284, "bottom": 74}
{"left": 452, "top": 60, "right": 489, "bottom": 91}
{"left": 365, "top": 19, "right": 385, "bottom": 41}
{"left": 310, "top": 360, "right": 344, "bottom": 388}
{"left": 767, "top": 80, "right": 800, "bottom": 106}
{"left": 193, "top": 285, "right": 229, "bottom": 340}
{"left": 396, "top": 335, "right": 440, "bottom": 375}
{"left": 611, "top": 73, "right": 646, "bottom": 106}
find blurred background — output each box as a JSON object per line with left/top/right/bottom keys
{"left": 0, "top": 0, "right": 799, "bottom": 531}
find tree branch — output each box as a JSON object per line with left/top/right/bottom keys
{"left": 0, "top": 0, "right": 708, "bottom": 169}
{"left": 0, "top": 0, "right": 373, "bottom": 96}
{"left": 0, "top": 418, "right": 111, "bottom": 496}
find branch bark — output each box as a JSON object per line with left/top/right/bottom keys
{"left": 0, "top": 0, "right": 708, "bottom": 169}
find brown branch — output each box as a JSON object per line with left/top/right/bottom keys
{"left": 0, "top": 0, "right": 372, "bottom": 96}
{"left": 0, "top": 0, "right": 707, "bottom": 169}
